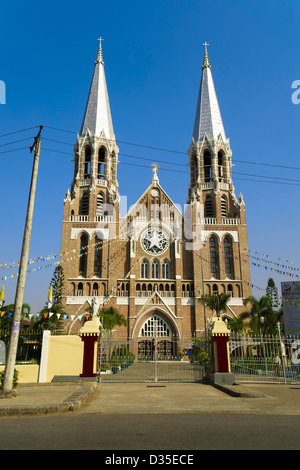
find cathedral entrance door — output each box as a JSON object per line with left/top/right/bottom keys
{"left": 138, "top": 340, "right": 154, "bottom": 361}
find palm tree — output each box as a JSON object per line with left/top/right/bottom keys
{"left": 199, "top": 293, "right": 231, "bottom": 318}
{"left": 100, "top": 306, "right": 127, "bottom": 333}
{"left": 240, "top": 295, "right": 276, "bottom": 335}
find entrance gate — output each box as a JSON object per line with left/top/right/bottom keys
{"left": 98, "top": 332, "right": 209, "bottom": 383}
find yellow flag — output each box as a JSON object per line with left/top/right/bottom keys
{"left": 0, "top": 284, "right": 4, "bottom": 301}
{"left": 0, "top": 284, "right": 4, "bottom": 306}
{"left": 48, "top": 284, "right": 53, "bottom": 309}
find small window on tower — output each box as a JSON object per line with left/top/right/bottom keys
{"left": 84, "top": 147, "right": 91, "bottom": 178}
{"left": 221, "top": 196, "right": 227, "bottom": 218}
{"left": 204, "top": 151, "right": 212, "bottom": 182}
{"left": 218, "top": 151, "right": 225, "bottom": 182}
{"left": 98, "top": 147, "right": 106, "bottom": 179}
{"left": 97, "top": 193, "right": 104, "bottom": 216}
{"left": 205, "top": 195, "right": 213, "bottom": 217}
{"left": 80, "top": 192, "right": 89, "bottom": 215}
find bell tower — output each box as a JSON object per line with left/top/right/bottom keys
{"left": 187, "top": 44, "right": 252, "bottom": 332}
{"left": 61, "top": 39, "right": 120, "bottom": 320}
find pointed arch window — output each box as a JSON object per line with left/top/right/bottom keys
{"left": 221, "top": 196, "right": 227, "bottom": 218}
{"left": 141, "top": 259, "right": 149, "bottom": 279}
{"left": 152, "top": 259, "right": 159, "bottom": 279}
{"left": 94, "top": 235, "right": 103, "bottom": 277}
{"left": 205, "top": 195, "right": 213, "bottom": 217}
{"left": 97, "top": 192, "right": 104, "bottom": 216}
{"left": 212, "top": 284, "right": 218, "bottom": 295}
{"left": 218, "top": 151, "right": 225, "bottom": 182}
{"left": 140, "top": 315, "right": 171, "bottom": 337}
{"left": 162, "top": 260, "right": 169, "bottom": 279}
{"left": 80, "top": 192, "right": 89, "bottom": 216}
{"left": 78, "top": 282, "right": 83, "bottom": 296}
{"left": 79, "top": 233, "right": 88, "bottom": 276}
{"left": 224, "top": 236, "right": 234, "bottom": 278}
{"left": 98, "top": 147, "right": 106, "bottom": 179}
{"left": 92, "top": 283, "right": 99, "bottom": 296}
{"left": 209, "top": 235, "right": 219, "bottom": 279}
{"left": 84, "top": 147, "right": 91, "bottom": 179}
{"left": 204, "top": 151, "right": 212, "bottom": 182}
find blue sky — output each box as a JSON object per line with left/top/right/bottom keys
{"left": 1, "top": 0, "right": 300, "bottom": 313}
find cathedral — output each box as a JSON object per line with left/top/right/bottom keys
{"left": 60, "top": 40, "right": 252, "bottom": 341}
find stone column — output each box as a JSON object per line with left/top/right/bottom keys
{"left": 79, "top": 316, "right": 101, "bottom": 378}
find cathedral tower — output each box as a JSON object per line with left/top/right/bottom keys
{"left": 61, "top": 39, "right": 120, "bottom": 326}
{"left": 187, "top": 44, "right": 252, "bottom": 332}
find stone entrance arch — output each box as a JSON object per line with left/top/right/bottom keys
{"left": 136, "top": 310, "right": 179, "bottom": 361}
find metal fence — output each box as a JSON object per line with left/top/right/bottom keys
{"left": 0, "top": 330, "right": 43, "bottom": 365}
{"left": 98, "top": 332, "right": 210, "bottom": 383}
{"left": 230, "top": 334, "right": 300, "bottom": 384}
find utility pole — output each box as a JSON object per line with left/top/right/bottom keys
{"left": 2, "top": 126, "right": 43, "bottom": 392}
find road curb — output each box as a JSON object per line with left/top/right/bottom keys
{"left": 211, "top": 382, "right": 266, "bottom": 398}
{"left": 0, "top": 382, "right": 98, "bottom": 417}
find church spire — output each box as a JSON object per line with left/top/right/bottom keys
{"left": 80, "top": 38, "right": 115, "bottom": 140}
{"left": 192, "top": 43, "right": 226, "bottom": 142}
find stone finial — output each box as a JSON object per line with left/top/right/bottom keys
{"left": 151, "top": 163, "right": 159, "bottom": 185}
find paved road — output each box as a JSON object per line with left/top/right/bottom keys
{"left": 0, "top": 382, "right": 299, "bottom": 450}
{"left": 0, "top": 412, "right": 298, "bottom": 450}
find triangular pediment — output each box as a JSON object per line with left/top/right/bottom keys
{"left": 134, "top": 288, "right": 176, "bottom": 320}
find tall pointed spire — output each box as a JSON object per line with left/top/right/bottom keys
{"left": 80, "top": 38, "right": 115, "bottom": 140}
{"left": 192, "top": 43, "right": 226, "bottom": 142}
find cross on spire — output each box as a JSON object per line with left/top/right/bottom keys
{"left": 202, "top": 41, "right": 211, "bottom": 69}
{"left": 96, "top": 36, "right": 104, "bottom": 64}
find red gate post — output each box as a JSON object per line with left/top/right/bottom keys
{"left": 210, "top": 316, "right": 235, "bottom": 386}
{"left": 79, "top": 316, "right": 101, "bottom": 378}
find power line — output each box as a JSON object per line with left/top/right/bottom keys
{"left": 40, "top": 146, "right": 300, "bottom": 185}
{"left": 0, "top": 126, "right": 40, "bottom": 139}
{"left": 42, "top": 125, "right": 300, "bottom": 171}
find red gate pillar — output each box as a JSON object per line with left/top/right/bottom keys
{"left": 210, "top": 317, "right": 235, "bottom": 386}
{"left": 79, "top": 316, "right": 101, "bottom": 378}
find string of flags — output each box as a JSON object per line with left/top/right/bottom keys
{"left": 0, "top": 236, "right": 121, "bottom": 282}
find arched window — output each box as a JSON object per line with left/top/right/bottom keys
{"left": 94, "top": 236, "right": 102, "bottom": 277}
{"left": 140, "top": 315, "right": 171, "bottom": 337}
{"left": 79, "top": 233, "right": 88, "bottom": 276}
{"left": 227, "top": 284, "right": 233, "bottom": 296}
{"left": 98, "top": 147, "right": 105, "bottom": 179}
{"left": 92, "top": 283, "right": 98, "bottom": 296}
{"left": 78, "top": 282, "right": 83, "bottom": 296}
{"left": 218, "top": 151, "right": 225, "bottom": 182}
{"left": 212, "top": 284, "right": 218, "bottom": 294}
{"left": 152, "top": 259, "right": 159, "bottom": 279}
{"left": 162, "top": 260, "right": 169, "bottom": 279}
{"left": 224, "top": 237, "right": 234, "bottom": 278}
{"left": 221, "top": 196, "right": 227, "bottom": 218}
{"left": 84, "top": 147, "right": 91, "bottom": 178}
{"left": 209, "top": 236, "right": 219, "bottom": 278}
{"left": 165, "top": 284, "right": 170, "bottom": 297}
{"left": 204, "top": 151, "right": 212, "bottom": 182}
{"left": 80, "top": 192, "right": 89, "bottom": 215}
{"left": 205, "top": 195, "right": 213, "bottom": 217}
{"left": 193, "top": 155, "right": 199, "bottom": 183}
{"left": 97, "top": 193, "right": 104, "bottom": 216}
{"left": 136, "top": 283, "right": 141, "bottom": 297}
{"left": 142, "top": 283, "right": 147, "bottom": 297}
{"left": 141, "top": 259, "right": 149, "bottom": 279}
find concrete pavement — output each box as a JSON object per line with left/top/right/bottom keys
{"left": 0, "top": 379, "right": 299, "bottom": 417}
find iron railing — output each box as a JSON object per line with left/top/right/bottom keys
{"left": 230, "top": 334, "right": 300, "bottom": 384}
